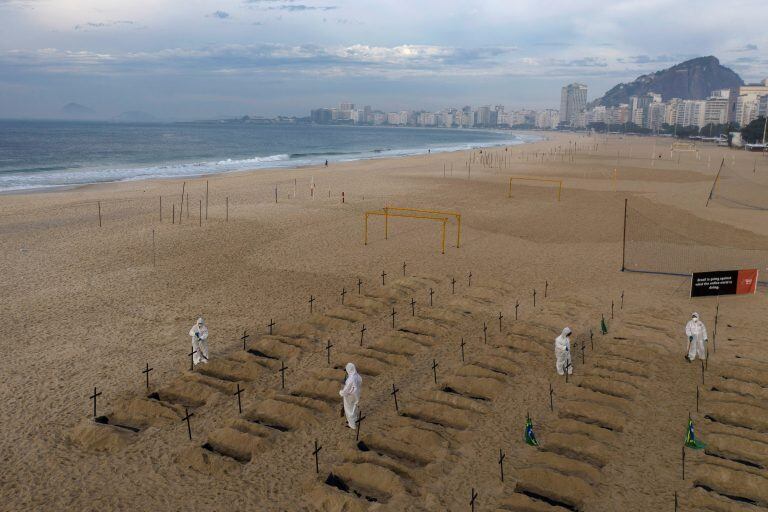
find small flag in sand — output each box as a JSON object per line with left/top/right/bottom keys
{"left": 600, "top": 315, "right": 608, "bottom": 335}
{"left": 684, "top": 418, "right": 705, "bottom": 449}
{"left": 524, "top": 414, "right": 540, "bottom": 447}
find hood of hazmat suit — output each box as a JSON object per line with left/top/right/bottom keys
{"left": 340, "top": 363, "right": 362, "bottom": 399}
{"left": 555, "top": 327, "right": 572, "bottom": 351}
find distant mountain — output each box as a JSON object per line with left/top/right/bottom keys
{"left": 114, "top": 110, "right": 157, "bottom": 123}
{"left": 61, "top": 102, "right": 97, "bottom": 118}
{"left": 590, "top": 56, "right": 743, "bottom": 107}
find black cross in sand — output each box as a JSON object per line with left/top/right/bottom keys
{"left": 611, "top": 300, "right": 614, "bottom": 319}
{"left": 470, "top": 488, "right": 479, "bottom": 512}
{"left": 410, "top": 297, "right": 416, "bottom": 316}
{"left": 325, "top": 339, "right": 334, "bottom": 365}
{"left": 498, "top": 449, "right": 506, "bottom": 482}
{"left": 483, "top": 322, "right": 487, "bottom": 344}
{"left": 234, "top": 383, "right": 244, "bottom": 414}
{"left": 357, "top": 278, "right": 363, "bottom": 294}
{"left": 498, "top": 311, "right": 503, "bottom": 332}
{"left": 451, "top": 277, "right": 456, "bottom": 294}
{"left": 340, "top": 288, "right": 347, "bottom": 305}
{"left": 402, "top": 261, "right": 407, "bottom": 276}
{"left": 268, "top": 319, "right": 276, "bottom": 336}
{"left": 621, "top": 290, "right": 624, "bottom": 309}
{"left": 381, "top": 270, "right": 387, "bottom": 285}
{"left": 182, "top": 407, "right": 194, "bottom": 440}
{"left": 581, "top": 339, "right": 586, "bottom": 365}
{"left": 545, "top": 280, "right": 549, "bottom": 298}
{"left": 468, "top": 272, "right": 472, "bottom": 287}
{"left": 313, "top": 439, "right": 322, "bottom": 474}
{"left": 188, "top": 349, "right": 197, "bottom": 371}
{"left": 564, "top": 361, "right": 573, "bottom": 383}
{"left": 241, "top": 330, "right": 250, "bottom": 351}
{"left": 90, "top": 387, "right": 102, "bottom": 418}
{"left": 391, "top": 383, "right": 400, "bottom": 412}
{"left": 142, "top": 363, "right": 153, "bottom": 389}
{"left": 533, "top": 289, "right": 537, "bottom": 307}
{"left": 549, "top": 382, "right": 554, "bottom": 411}
{"left": 360, "top": 324, "right": 366, "bottom": 346}
{"left": 309, "top": 295, "right": 316, "bottom": 314}
{"left": 431, "top": 359, "right": 439, "bottom": 384}
{"left": 279, "top": 361, "right": 288, "bottom": 389}
{"left": 429, "top": 288, "right": 434, "bottom": 306}
{"left": 390, "top": 307, "right": 397, "bottom": 328}
{"left": 590, "top": 329, "right": 594, "bottom": 350}
{"left": 355, "top": 409, "right": 366, "bottom": 441}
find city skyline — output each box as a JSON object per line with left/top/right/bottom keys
{"left": 1, "top": 0, "right": 767, "bottom": 119}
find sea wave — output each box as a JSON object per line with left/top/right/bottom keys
{"left": 0, "top": 133, "right": 539, "bottom": 192}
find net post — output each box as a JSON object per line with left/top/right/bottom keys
{"left": 441, "top": 219, "right": 446, "bottom": 254}
{"left": 508, "top": 177, "right": 512, "bottom": 198}
{"left": 364, "top": 212, "right": 368, "bottom": 245}
{"left": 456, "top": 214, "right": 461, "bottom": 248}
{"left": 621, "top": 198, "right": 627, "bottom": 272}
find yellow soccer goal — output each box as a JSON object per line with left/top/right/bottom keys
{"left": 364, "top": 208, "right": 456, "bottom": 254}
{"left": 508, "top": 177, "right": 563, "bottom": 201}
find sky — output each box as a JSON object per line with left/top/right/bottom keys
{"left": 0, "top": 0, "right": 766, "bottom": 120}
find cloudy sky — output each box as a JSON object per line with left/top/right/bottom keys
{"left": 0, "top": 0, "right": 766, "bottom": 119}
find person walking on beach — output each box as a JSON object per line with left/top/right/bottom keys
{"left": 685, "top": 313, "right": 708, "bottom": 362}
{"left": 554, "top": 327, "right": 573, "bottom": 375}
{"left": 339, "top": 362, "right": 362, "bottom": 429}
{"left": 189, "top": 317, "right": 209, "bottom": 365}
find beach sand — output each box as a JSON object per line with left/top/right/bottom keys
{"left": 1, "top": 132, "right": 767, "bottom": 511}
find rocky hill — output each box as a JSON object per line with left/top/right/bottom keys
{"left": 590, "top": 56, "right": 743, "bottom": 107}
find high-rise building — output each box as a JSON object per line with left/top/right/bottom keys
{"left": 310, "top": 108, "right": 332, "bottom": 124}
{"left": 647, "top": 102, "right": 667, "bottom": 132}
{"left": 734, "top": 95, "right": 760, "bottom": 127}
{"left": 535, "top": 109, "right": 560, "bottom": 129}
{"left": 759, "top": 95, "right": 768, "bottom": 118}
{"left": 475, "top": 106, "right": 492, "bottom": 127}
{"left": 674, "top": 100, "right": 706, "bottom": 128}
{"left": 560, "top": 83, "right": 588, "bottom": 127}
{"left": 703, "top": 96, "right": 729, "bottom": 126}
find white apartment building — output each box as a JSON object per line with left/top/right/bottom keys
{"left": 418, "top": 112, "right": 437, "bottom": 126}
{"left": 703, "top": 97, "right": 729, "bottom": 125}
{"left": 560, "top": 83, "right": 588, "bottom": 127}
{"left": 535, "top": 109, "right": 559, "bottom": 129}
{"left": 647, "top": 102, "right": 667, "bottom": 131}
{"left": 674, "top": 100, "right": 706, "bottom": 128}
{"left": 386, "top": 112, "right": 402, "bottom": 125}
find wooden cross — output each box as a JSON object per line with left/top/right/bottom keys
{"left": 355, "top": 409, "right": 366, "bottom": 441}
{"left": 234, "top": 383, "right": 244, "bottom": 414}
{"left": 564, "top": 361, "right": 572, "bottom": 383}
{"left": 498, "top": 449, "right": 506, "bottom": 482}
{"left": 700, "top": 359, "right": 705, "bottom": 385}
{"left": 313, "top": 439, "right": 322, "bottom": 474}
{"left": 468, "top": 272, "right": 472, "bottom": 287}
{"left": 483, "top": 322, "right": 487, "bottom": 344}
{"left": 241, "top": 330, "right": 250, "bottom": 351}
{"left": 340, "top": 287, "right": 347, "bottom": 305}
{"left": 549, "top": 382, "right": 554, "bottom": 411}
{"left": 402, "top": 261, "right": 407, "bottom": 276}
{"left": 451, "top": 277, "right": 456, "bottom": 294}
{"left": 279, "top": 361, "right": 288, "bottom": 389}
{"left": 309, "top": 295, "right": 315, "bottom": 314}
{"left": 360, "top": 324, "right": 366, "bottom": 347}
{"left": 581, "top": 339, "right": 586, "bottom": 365}
{"left": 390, "top": 307, "right": 397, "bottom": 328}
{"left": 621, "top": 290, "right": 624, "bottom": 309}
{"left": 90, "top": 387, "right": 102, "bottom": 418}
{"left": 381, "top": 270, "right": 387, "bottom": 285}
{"left": 590, "top": 329, "right": 594, "bottom": 350}
{"left": 391, "top": 383, "right": 400, "bottom": 412}
{"left": 357, "top": 278, "right": 363, "bottom": 294}
{"left": 410, "top": 297, "right": 416, "bottom": 316}
{"left": 533, "top": 288, "right": 537, "bottom": 307}
{"left": 460, "top": 338, "right": 466, "bottom": 363}
{"left": 611, "top": 300, "right": 614, "bottom": 319}
{"left": 470, "top": 488, "right": 478, "bottom": 512}
{"left": 268, "top": 318, "right": 275, "bottom": 335}
{"left": 429, "top": 288, "right": 434, "bottom": 306}
{"left": 142, "top": 363, "right": 153, "bottom": 389}
{"left": 182, "top": 407, "right": 194, "bottom": 440}
{"left": 325, "top": 339, "right": 334, "bottom": 365}
{"left": 188, "top": 348, "right": 197, "bottom": 371}
{"left": 431, "top": 359, "right": 439, "bottom": 384}
{"left": 545, "top": 280, "right": 548, "bottom": 298}
{"left": 515, "top": 300, "right": 519, "bottom": 320}
{"left": 498, "top": 311, "right": 503, "bottom": 332}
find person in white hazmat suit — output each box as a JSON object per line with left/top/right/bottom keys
{"left": 189, "top": 317, "right": 209, "bottom": 365}
{"left": 685, "top": 312, "right": 708, "bottom": 362}
{"left": 339, "top": 362, "right": 362, "bottom": 429}
{"left": 554, "top": 327, "right": 573, "bottom": 375}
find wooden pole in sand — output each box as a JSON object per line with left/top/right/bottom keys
{"left": 199, "top": 200, "right": 202, "bottom": 227}
{"left": 152, "top": 229, "right": 156, "bottom": 267}
{"left": 226, "top": 197, "right": 229, "bottom": 222}
{"left": 186, "top": 193, "right": 189, "bottom": 219}
{"left": 97, "top": 201, "right": 102, "bottom": 227}
{"left": 159, "top": 196, "right": 162, "bottom": 222}
{"left": 179, "top": 182, "right": 185, "bottom": 224}
{"left": 205, "top": 181, "right": 209, "bottom": 220}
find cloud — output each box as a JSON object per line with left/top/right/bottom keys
{"left": 731, "top": 44, "right": 758, "bottom": 52}
{"left": 207, "top": 10, "right": 230, "bottom": 19}
{"left": 74, "top": 20, "right": 138, "bottom": 30}
{"left": 617, "top": 54, "right": 680, "bottom": 64}
{"left": 266, "top": 4, "right": 337, "bottom": 11}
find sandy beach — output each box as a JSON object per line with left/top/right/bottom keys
{"left": 2, "top": 132, "right": 767, "bottom": 511}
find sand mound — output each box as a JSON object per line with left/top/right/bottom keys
{"left": 514, "top": 467, "right": 593, "bottom": 510}
{"left": 400, "top": 401, "right": 472, "bottom": 430}
{"left": 175, "top": 445, "right": 241, "bottom": 477}
{"left": 711, "top": 379, "right": 768, "bottom": 402}
{"left": 558, "top": 401, "right": 626, "bottom": 432}
{"left": 496, "top": 492, "right": 573, "bottom": 511}
{"left": 526, "top": 450, "right": 602, "bottom": 483}
{"left": 592, "top": 357, "right": 650, "bottom": 378}
{"left": 68, "top": 418, "right": 136, "bottom": 452}
{"left": 108, "top": 397, "right": 184, "bottom": 428}
{"left": 301, "top": 486, "right": 369, "bottom": 512}
{"left": 357, "top": 433, "right": 435, "bottom": 466}
{"left": 563, "top": 386, "right": 630, "bottom": 414}
{"left": 705, "top": 433, "right": 768, "bottom": 469}
{"left": 719, "top": 365, "right": 768, "bottom": 388}
{"left": 415, "top": 390, "right": 488, "bottom": 413}
{"left": 244, "top": 398, "right": 320, "bottom": 431}
{"left": 495, "top": 334, "right": 548, "bottom": 356}
{"left": 547, "top": 418, "right": 618, "bottom": 446}
{"left": 578, "top": 375, "right": 637, "bottom": 399}
{"left": 684, "top": 486, "right": 764, "bottom": 512}
{"left": 195, "top": 356, "right": 264, "bottom": 382}
{"left": 332, "top": 353, "right": 391, "bottom": 376}
{"left": 324, "top": 306, "right": 366, "bottom": 324}
{"left": 693, "top": 462, "right": 768, "bottom": 507}
{"left": 151, "top": 378, "right": 216, "bottom": 407}
{"left": 705, "top": 402, "right": 768, "bottom": 433}
{"left": 396, "top": 318, "right": 445, "bottom": 338}
{"left": 291, "top": 379, "right": 342, "bottom": 403}
{"left": 325, "top": 462, "right": 408, "bottom": 503}
{"left": 248, "top": 337, "right": 303, "bottom": 362}
{"left": 204, "top": 426, "right": 264, "bottom": 463}
{"left": 440, "top": 375, "right": 503, "bottom": 400}
{"left": 541, "top": 432, "right": 612, "bottom": 468}
{"left": 471, "top": 354, "right": 519, "bottom": 375}
{"left": 456, "top": 363, "right": 507, "bottom": 381}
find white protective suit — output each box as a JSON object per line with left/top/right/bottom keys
{"left": 189, "top": 318, "right": 209, "bottom": 365}
{"left": 685, "top": 313, "right": 708, "bottom": 361}
{"left": 339, "top": 362, "right": 362, "bottom": 429}
{"left": 554, "top": 327, "right": 573, "bottom": 375}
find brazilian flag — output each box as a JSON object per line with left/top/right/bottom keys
{"left": 684, "top": 419, "right": 705, "bottom": 449}
{"left": 600, "top": 315, "right": 608, "bottom": 335}
{"left": 524, "top": 415, "right": 539, "bottom": 447}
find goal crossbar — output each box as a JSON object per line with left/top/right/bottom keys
{"left": 508, "top": 177, "right": 562, "bottom": 201}
{"left": 383, "top": 206, "right": 461, "bottom": 248}
{"left": 364, "top": 210, "right": 449, "bottom": 254}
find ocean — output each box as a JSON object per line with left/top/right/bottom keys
{"left": 0, "top": 120, "right": 534, "bottom": 193}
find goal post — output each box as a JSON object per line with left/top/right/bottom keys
{"left": 382, "top": 206, "right": 461, "bottom": 248}
{"left": 364, "top": 210, "right": 448, "bottom": 254}
{"left": 508, "top": 177, "right": 562, "bottom": 201}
